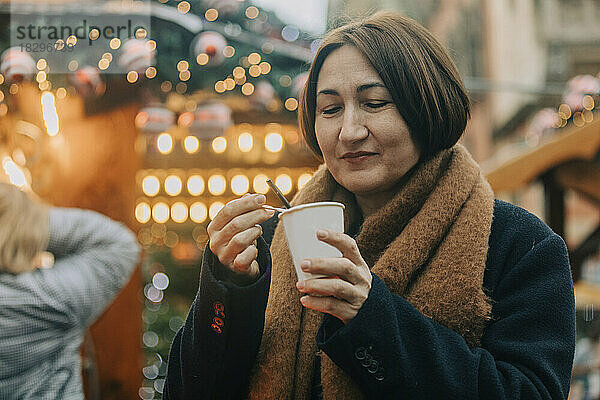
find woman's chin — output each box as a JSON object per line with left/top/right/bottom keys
{"left": 338, "top": 179, "right": 382, "bottom": 196}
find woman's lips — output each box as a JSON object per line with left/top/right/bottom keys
{"left": 341, "top": 152, "right": 377, "bottom": 163}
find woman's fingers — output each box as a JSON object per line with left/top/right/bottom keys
{"left": 208, "top": 194, "right": 266, "bottom": 233}
{"left": 208, "top": 196, "right": 273, "bottom": 257}
{"left": 297, "top": 230, "right": 373, "bottom": 324}
{"left": 300, "top": 257, "right": 361, "bottom": 285}
{"left": 219, "top": 225, "right": 263, "bottom": 265}
{"left": 219, "top": 208, "right": 273, "bottom": 242}
{"left": 299, "top": 295, "right": 358, "bottom": 325}
{"left": 296, "top": 277, "right": 365, "bottom": 306}
{"left": 232, "top": 245, "right": 259, "bottom": 275}
{"left": 316, "top": 229, "right": 364, "bottom": 267}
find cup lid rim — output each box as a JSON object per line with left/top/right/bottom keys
{"left": 278, "top": 201, "right": 345, "bottom": 216}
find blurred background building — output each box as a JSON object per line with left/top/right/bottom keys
{"left": 0, "top": 1, "right": 599, "bottom": 399}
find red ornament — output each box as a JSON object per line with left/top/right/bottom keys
{"left": 528, "top": 108, "right": 558, "bottom": 137}
{"left": 118, "top": 39, "right": 156, "bottom": 74}
{"left": 0, "top": 47, "right": 36, "bottom": 83}
{"left": 68, "top": 66, "right": 105, "bottom": 98}
{"left": 192, "top": 31, "right": 227, "bottom": 67}
{"left": 189, "top": 102, "right": 233, "bottom": 140}
{"left": 562, "top": 74, "right": 600, "bottom": 112}
{"left": 135, "top": 104, "right": 176, "bottom": 133}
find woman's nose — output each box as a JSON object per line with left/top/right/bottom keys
{"left": 339, "top": 109, "right": 369, "bottom": 142}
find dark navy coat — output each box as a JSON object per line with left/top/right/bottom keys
{"left": 164, "top": 200, "right": 575, "bottom": 399}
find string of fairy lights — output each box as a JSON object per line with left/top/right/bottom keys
{"left": 134, "top": 122, "right": 318, "bottom": 252}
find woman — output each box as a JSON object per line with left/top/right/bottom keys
{"left": 0, "top": 183, "right": 140, "bottom": 399}
{"left": 165, "top": 11, "right": 575, "bottom": 399}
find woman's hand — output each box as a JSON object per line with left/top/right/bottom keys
{"left": 296, "top": 229, "right": 372, "bottom": 324}
{"left": 207, "top": 193, "right": 275, "bottom": 280}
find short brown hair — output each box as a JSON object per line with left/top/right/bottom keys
{"left": 0, "top": 183, "right": 49, "bottom": 274}
{"left": 299, "top": 11, "right": 470, "bottom": 159}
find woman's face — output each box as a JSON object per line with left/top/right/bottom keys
{"left": 315, "top": 45, "right": 420, "bottom": 197}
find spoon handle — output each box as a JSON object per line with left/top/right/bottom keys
{"left": 261, "top": 204, "right": 286, "bottom": 213}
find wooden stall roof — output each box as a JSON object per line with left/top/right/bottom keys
{"left": 482, "top": 118, "right": 600, "bottom": 193}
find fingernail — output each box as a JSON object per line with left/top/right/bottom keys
{"left": 301, "top": 260, "right": 310, "bottom": 271}
{"left": 265, "top": 208, "right": 275, "bottom": 217}
{"left": 255, "top": 194, "right": 266, "bottom": 205}
{"left": 300, "top": 296, "right": 308, "bottom": 304}
{"left": 316, "top": 229, "right": 327, "bottom": 239}
{"left": 296, "top": 281, "right": 305, "bottom": 290}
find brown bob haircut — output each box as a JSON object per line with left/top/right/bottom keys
{"left": 299, "top": 11, "right": 471, "bottom": 160}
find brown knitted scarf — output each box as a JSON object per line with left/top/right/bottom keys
{"left": 248, "top": 144, "right": 495, "bottom": 399}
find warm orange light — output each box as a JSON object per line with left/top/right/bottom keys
{"left": 142, "top": 175, "right": 160, "bottom": 197}
{"left": 171, "top": 202, "right": 188, "bottom": 223}
{"left": 190, "top": 202, "right": 208, "bottom": 223}
{"left": 135, "top": 202, "right": 151, "bottom": 223}
{"left": 187, "top": 175, "right": 205, "bottom": 195}
{"left": 231, "top": 175, "right": 250, "bottom": 195}
{"left": 275, "top": 174, "right": 292, "bottom": 195}
{"left": 253, "top": 174, "right": 269, "bottom": 194}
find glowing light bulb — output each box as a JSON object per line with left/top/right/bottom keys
{"left": 164, "top": 175, "right": 182, "bottom": 196}
{"left": 238, "top": 132, "right": 253, "bottom": 152}
{"left": 209, "top": 202, "right": 225, "bottom": 220}
{"left": 190, "top": 202, "right": 208, "bottom": 223}
{"left": 171, "top": 202, "right": 188, "bottom": 223}
{"left": 152, "top": 202, "right": 169, "bottom": 223}
{"left": 211, "top": 137, "right": 227, "bottom": 153}
{"left": 275, "top": 174, "right": 292, "bottom": 195}
{"left": 248, "top": 53, "right": 261, "bottom": 65}
{"left": 187, "top": 175, "right": 205, "bottom": 196}
{"left": 241, "top": 82, "right": 254, "bottom": 96}
{"left": 157, "top": 133, "right": 173, "bottom": 154}
{"left": 183, "top": 136, "right": 200, "bottom": 154}
{"left": 142, "top": 175, "right": 160, "bottom": 197}
{"left": 208, "top": 175, "right": 226, "bottom": 195}
{"left": 135, "top": 202, "right": 151, "bottom": 223}
{"left": 41, "top": 91, "right": 59, "bottom": 136}
{"left": 298, "top": 173, "right": 313, "bottom": 190}
{"left": 265, "top": 133, "right": 283, "bottom": 152}
{"left": 253, "top": 174, "right": 269, "bottom": 194}
{"left": 231, "top": 175, "right": 249, "bottom": 195}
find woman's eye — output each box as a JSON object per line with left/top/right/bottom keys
{"left": 365, "top": 101, "right": 390, "bottom": 109}
{"left": 321, "top": 107, "right": 341, "bottom": 115}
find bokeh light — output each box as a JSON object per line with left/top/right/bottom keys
{"left": 211, "top": 137, "right": 227, "bottom": 153}
{"left": 142, "top": 176, "right": 160, "bottom": 197}
{"left": 164, "top": 175, "right": 182, "bottom": 196}
{"left": 187, "top": 175, "right": 205, "bottom": 195}
{"left": 265, "top": 132, "right": 283, "bottom": 152}
{"left": 157, "top": 133, "right": 173, "bottom": 154}
{"left": 275, "top": 174, "right": 292, "bottom": 195}
{"left": 238, "top": 132, "right": 253, "bottom": 152}
{"left": 253, "top": 174, "right": 269, "bottom": 194}
{"left": 152, "top": 202, "right": 170, "bottom": 224}
{"left": 170, "top": 202, "right": 188, "bottom": 223}
{"left": 298, "top": 173, "right": 313, "bottom": 190}
{"left": 209, "top": 202, "right": 225, "bottom": 220}
{"left": 183, "top": 136, "right": 200, "bottom": 154}
{"left": 190, "top": 202, "right": 208, "bottom": 223}
{"left": 208, "top": 175, "right": 227, "bottom": 195}
{"left": 231, "top": 175, "right": 250, "bottom": 195}
{"left": 152, "top": 272, "right": 170, "bottom": 290}
{"left": 135, "top": 202, "right": 152, "bottom": 223}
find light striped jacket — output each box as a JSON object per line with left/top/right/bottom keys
{"left": 0, "top": 208, "right": 140, "bottom": 400}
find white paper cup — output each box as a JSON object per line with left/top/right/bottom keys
{"left": 279, "top": 201, "right": 345, "bottom": 281}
